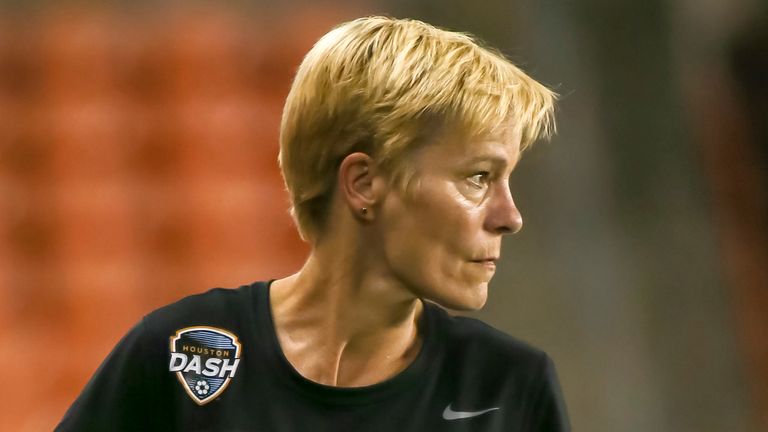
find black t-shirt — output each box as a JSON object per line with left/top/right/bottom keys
{"left": 57, "top": 281, "right": 570, "bottom": 431}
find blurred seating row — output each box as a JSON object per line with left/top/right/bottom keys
{"left": 0, "top": 5, "right": 355, "bottom": 429}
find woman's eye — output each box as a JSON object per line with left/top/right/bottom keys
{"left": 468, "top": 172, "right": 490, "bottom": 188}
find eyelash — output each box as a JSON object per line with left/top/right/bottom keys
{"left": 468, "top": 172, "right": 490, "bottom": 188}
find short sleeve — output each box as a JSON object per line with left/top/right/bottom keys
{"left": 56, "top": 318, "right": 165, "bottom": 431}
{"left": 524, "top": 353, "right": 571, "bottom": 432}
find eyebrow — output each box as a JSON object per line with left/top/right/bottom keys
{"left": 464, "top": 154, "right": 516, "bottom": 169}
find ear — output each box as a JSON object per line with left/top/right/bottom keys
{"left": 338, "top": 152, "right": 385, "bottom": 220}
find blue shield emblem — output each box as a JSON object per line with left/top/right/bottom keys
{"left": 169, "top": 326, "right": 242, "bottom": 405}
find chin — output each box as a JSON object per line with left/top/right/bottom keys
{"left": 431, "top": 281, "right": 488, "bottom": 312}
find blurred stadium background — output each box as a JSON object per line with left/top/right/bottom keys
{"left": 0, "top": 0, "right": 765, "bottom": 430}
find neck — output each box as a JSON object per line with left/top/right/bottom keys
{"left": 270, "top": 235, "right": 424, "bottom": 387}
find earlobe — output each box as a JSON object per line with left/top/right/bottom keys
{"left": 338, "top": 152, "right": 379, "bottom": 219}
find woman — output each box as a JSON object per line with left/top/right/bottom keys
{"left": 58, "top": 16, "right": 569, "bottom": 431}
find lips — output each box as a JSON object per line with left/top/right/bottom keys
{"left": 471, "top": 257, "right": 498, "bottom": 263}
{"left": 470, "top": 259, "right": 497, "bottom": 273}
{"left": 470, "top": 258, "right": 497, "bottom": 270}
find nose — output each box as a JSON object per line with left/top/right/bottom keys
{"left": 484, "top": 183, "right": 523, "bottom": 235}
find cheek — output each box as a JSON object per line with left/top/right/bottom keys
{"left": 385, "top": 192, "right": 467, "bottom": 261}
{"left": 381, "top": 190, "right": 486, "bottom": 295}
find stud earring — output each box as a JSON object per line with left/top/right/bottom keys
{"left": 360, "top": 207, "right": 368, "bottom": 215}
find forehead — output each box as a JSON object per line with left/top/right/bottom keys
{"left": 418, "top": 125, "right": 523, "bottom": 169}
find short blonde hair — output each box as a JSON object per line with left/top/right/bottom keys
{"left": 279, "top": 16, "right": 557, "bottom": 242}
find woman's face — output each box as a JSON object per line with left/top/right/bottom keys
{"left": 378, "top": 128, "right": 524, "bottom": 311}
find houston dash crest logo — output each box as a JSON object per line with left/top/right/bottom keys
{"left": 169, "top": 326, "right": 242, "bottom": 405}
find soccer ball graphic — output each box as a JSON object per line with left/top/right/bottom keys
{"left": 195, "top": 380, "right": 210, "bottom": 396}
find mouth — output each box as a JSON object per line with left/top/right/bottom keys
{"left": 471, "top": 256, "right": 498, "bottom": 263}
{"left": 470, "top": 258, "right": 498, "bottom": 269}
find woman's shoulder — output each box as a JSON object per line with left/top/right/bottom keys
{"left": 141, "top": 281, "right": 268, "bottom": 339}
{"left": 427, "top": 302, "right": 549, "bottom": 366}
{"left": 153, "top": 281, "right": 263, "bottom": 315}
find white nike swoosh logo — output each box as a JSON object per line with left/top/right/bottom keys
{"left": 442, "top": 404, "right": 500, "bottom": 420}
